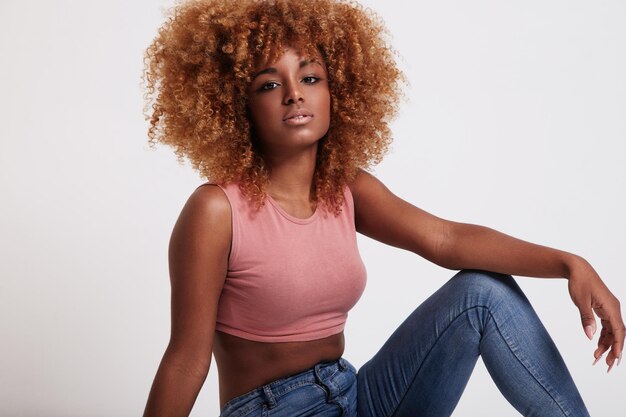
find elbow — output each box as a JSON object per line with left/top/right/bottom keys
{"left": 430, "top": 220, "right": 460, "bottom": 269}
{"left": 162, "top": 343, "right": 212, "bottom": 379}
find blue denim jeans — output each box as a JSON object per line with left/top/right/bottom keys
{"left": 219, "top": 270, "right": 590, "bottom": 417}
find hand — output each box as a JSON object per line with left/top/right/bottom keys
{"left": 567, "top": 258, "right": 625, "bottom": 372}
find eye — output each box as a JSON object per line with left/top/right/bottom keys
{"left": 302, "top": 76, "right": 320, "bottom": 84}
{"left": 259, "top": 81, "right": 280, "bottom": 91}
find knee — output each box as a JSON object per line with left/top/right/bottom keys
{"left": 450, "top": 269, "right": 526, "bottom": 307}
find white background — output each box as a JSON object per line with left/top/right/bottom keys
{"left": 1, "top": 0, "right": 624, "bottom": 416}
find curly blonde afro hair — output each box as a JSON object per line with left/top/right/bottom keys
{"left": 142, "top": 0, "right": 404, "bottom": 212}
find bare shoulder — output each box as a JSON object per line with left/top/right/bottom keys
{"left": 347, "top": 169, "right": 395, "bottom": 211}
{"left": 171, "top": 183, "right": 231, "bottom": 238}
{"left": 184, "top": 183, "right": 232, "bottom": 222}
{"left": 165, "top": 184, "right": 232, "bottom": 364}
{"left": 169, "top": 183, "right": 232, "bottom": 278}
{"left": 347, "top": 169, "right": 445, "bottom": 258}
{"left": 348, "top": 168, "right": 381, "bottom": 191}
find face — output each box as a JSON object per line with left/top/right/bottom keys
{"left": 247, "top": 48, "right": 331, "bottom": 155}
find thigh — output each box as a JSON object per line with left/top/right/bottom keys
{"left": 356, "top": 270, "right": 526, "bottom": 417}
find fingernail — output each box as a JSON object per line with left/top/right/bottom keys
{"left": 593, "top": 354, "right": 603, "bottom": 366}
{"left": 584, "top": 325, "right": 594, "bottom": 340}
{"left": 607, "top": 361, "right": 615, "bottom": 373}
{"left": 618, "top": 355, "right": 622, "bottom": 367}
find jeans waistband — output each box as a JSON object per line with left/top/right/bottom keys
{"left": 220, "top": 357, "right": 352, "bottom": 415}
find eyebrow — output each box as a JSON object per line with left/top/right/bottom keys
{"left": 252, "top": 59, "right": 323, "bottom": 80}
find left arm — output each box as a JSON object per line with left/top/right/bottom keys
{"left": 349, "top": 169, "right": 624, "bottom": 371}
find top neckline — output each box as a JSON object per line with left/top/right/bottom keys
{"left": 266, "top": 195, "right": 319, "bottom": 225}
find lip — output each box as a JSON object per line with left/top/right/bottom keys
{"left": 283, "top": 108, "right": 314, "bottom": 122}
{"left": 284, "top": 115, "right": 314, "bottom": 126}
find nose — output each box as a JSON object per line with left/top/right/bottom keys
{"left": 283, "top": 80, "right": 304, "bottom": 105}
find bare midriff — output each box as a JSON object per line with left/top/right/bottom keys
{"left": 212, "top": 330, "right": 345, "bottom": 409}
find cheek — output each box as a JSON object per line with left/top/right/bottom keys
{"left": 249, "top": 103, "right": 287, "bottom": 145}
{"left": 321, "top": 92, "right": 331, "bottom": 127}
{"left": 249, "top": 97, "right": 264, "bottom": 116}
{"left": 249, "top": 100, "right": 272, "bottom": 130}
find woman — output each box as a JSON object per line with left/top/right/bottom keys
{"left": 141, "top": 0, "right": 624, "bottom": 416}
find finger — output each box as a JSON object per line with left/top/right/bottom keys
{"left": 579, "top": 305, "right": 597, "bottom": 340}
{"left": 608, "top": 319, "right": 625, "bottom": 369}
{"left": 595, "top": 302, "right": 625, "bottom": 372}
{"left": 593, "top": 346, "right": 606, "bottom": 365}
{"left": 593, "top": 323, "right": 611, "bottom": 365}
{"left": 597, "top": 321, "right": 621, "bottom": 373}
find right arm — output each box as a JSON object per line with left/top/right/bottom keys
{"left": 143, "top": 185, "right": 231, "bottom": 417}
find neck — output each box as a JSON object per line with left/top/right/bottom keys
{"left": 262, "top": 144, "right": 318, "bottom": 202}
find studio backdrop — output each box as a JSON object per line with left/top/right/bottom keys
{"left": 1, "top": 0, "right": 624, "bottom": 416}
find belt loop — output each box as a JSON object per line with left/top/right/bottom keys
{"left": 262, "top": 385, "right": 277, "bottom": 409}
{"left": 338, "top": 357, "right": 347, "bottom": 371}
{"left": 314, "top": 362, "right": 331, "bottom": 400}
{"left": 314, "top": 362, "right": 324, "bottom": 384}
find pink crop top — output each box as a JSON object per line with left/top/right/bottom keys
{"left": 211, "top": 182, "right": 367, "bottom": 342}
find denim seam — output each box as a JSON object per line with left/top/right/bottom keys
{"left": 223, "top": 380, "right": 321, "bottom": 416}
{"left": 275, "top": 379, "right": 319, "bottom": 396}
{"left": 231, "top": 402, "right": 263, "bottom": 417}
{"left": 388, "top": 305, "right": 568, "bottom": 417}
{"left": 222, "top": 395, "right": 261, "bottom": 417}
{"left": 486, "top": 307, "right": 570, "bottom": 417}
{"left": 222, "top": 365, "right": 341, "bottom": 415}
{"left": 387, "top": 305, "right": 482, "bottom": 417}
